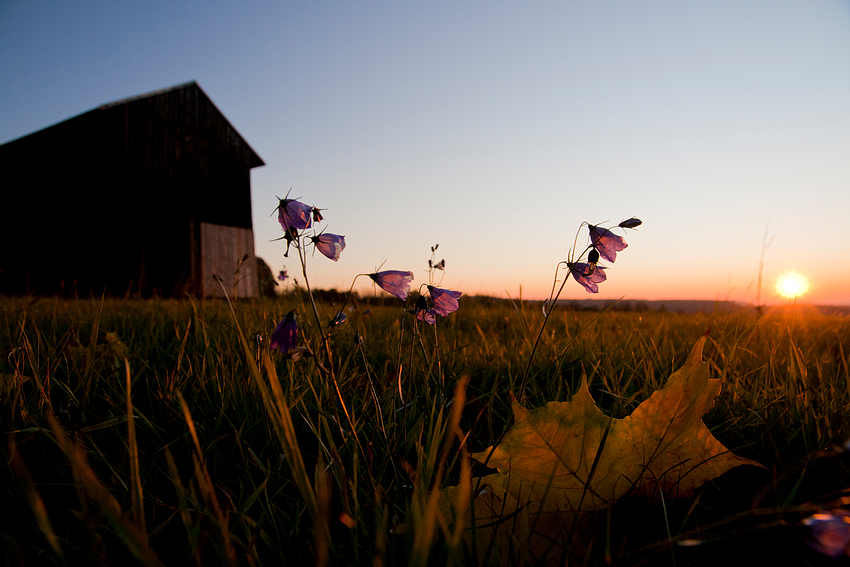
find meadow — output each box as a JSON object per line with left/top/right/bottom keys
{"left": 2, "top": 292, "right": 850, "bottom": 566}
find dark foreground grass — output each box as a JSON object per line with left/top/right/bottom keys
{"left": 2, "top": 295, "right": 850, "bottom": 566}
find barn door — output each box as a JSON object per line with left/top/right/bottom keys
{"left": 199, "top": 222, "right": 258, "bottom": 298}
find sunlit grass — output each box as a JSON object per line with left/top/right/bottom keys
{"left": 1, "top": 295, "right": 849, "bottom": 565}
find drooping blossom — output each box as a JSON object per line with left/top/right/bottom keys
{"left": 428, "top": 285, "right": 462, "bottom": 316}
{"left": 312, "top": 208, "right": 325, "bottom": 223}
{"left": 330, "top": 312, "right": 347, "bottom": 326}
{"left": 569, "top": 262, "right": 607, "bottom": 293}
{"left": 311, "top": 233, "right": 346, "bottom": 261}
{"left": 804, "top": 512, "right": 850, "bottom": 558}
{"left": 619, "top": 217, "right": 643, "bottom": 229}
{"left": 369, "top": 270, "right": 414, "bottom": 301}
{"left": 412, "top": 295, "right": 437, "bottom": 324}
{"left": 271, "top": 310, "right": 298, "bottom": 354}
{"left": 278, "top": 198, "right": 313, "bottom": 231}
{"left": 416, "top": 308, "right": 437, "bottom": 324}
{"left": 278, "top": 270, "right": 289, "bottom": 281}
{"left": 588, "top": 224, "right": 628, "bottom": 263}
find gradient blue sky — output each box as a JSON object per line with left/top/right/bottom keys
{"left": 2, "top": 1, "right": 849, "bottom": 304}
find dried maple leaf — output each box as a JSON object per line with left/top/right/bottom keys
{"left": 436, "top": 335, "right": 762, "bottom": 563}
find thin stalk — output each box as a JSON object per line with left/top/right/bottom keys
{"left": 518, "top": 262, "right": 571, "bottom": 402}
{"left": 296, "top": 242, "right": 335, "bottom": 374}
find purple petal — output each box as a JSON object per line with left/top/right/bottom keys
{"left": 313, "top": 233, "right": 346, "bottom": 261}
{"left": 569, "top": 263, "right": 607, "bottom": 293}
{"left": 278, "top": 198, "right": 313, "bottom": 231}
{"left": 589, "top": 225, "right": 628, "bottom": 263}
{"left": 429, "top": 286, "right": 462, "bottom": 316}
{"left": 804, "top": 513, "right": 850, "bottom": 559}
{"left": 271, "top": 311, "right": 298, "bottom": 354}
{"left": 278, "top": 270, "right": 288, "bottom": 281}
{"left": 416, "top": 308, "right": 437, "bottom": 325}
{"left": 369, "top": 270, "right": 414, "bottom": 300}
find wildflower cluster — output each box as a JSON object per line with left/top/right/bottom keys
{"left": 523, "top": 217, "right": 643, "bottom": 397}
{"left": 276, "top": 195, "right": 346, "bottom": 261}
{"left": 413, "top": 286, "right": 463, "bottom": 324}
{"left": 268, "top": 194, "right": 464, "bottom": 361}
{"left": 410, "top": 243, "right": 462, "bottom": 325}
{"left": 565, "top": 218, "right": 642, "bottom": 294}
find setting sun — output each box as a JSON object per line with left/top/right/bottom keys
{"left": 775, "top": 271, "right": 811, "bottom": 299}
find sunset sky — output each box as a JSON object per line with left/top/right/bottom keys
{"left": 2, "top": 2, "right": 849, "bottom": 305}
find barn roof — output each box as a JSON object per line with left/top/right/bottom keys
{"left": 2, "top": 80, "right": 265, "bottom": 168}
{"left": 106, "top": 80, "right": 265, "bottom": 169}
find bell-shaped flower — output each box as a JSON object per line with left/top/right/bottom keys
{"left": 369, "top": 270, "right": 414, "bottom": 301}
{"left": 619, "top": 217, "right": 642, "bottom": 229}
{"left": 416, "top": 308, "right": 437, "bottom": 324}
{"left": 311, "top": 233, "right": 346, "bottom": 261}
{"left": 271, "top": 310, "right": 298, "bottom": 354}
{"left": 804, "top": 512, "right": 850, "bottom": 559}
{"left": 412, "top": 295, "right": 436, "bottom": 324}
{"left": 569, "top": 262, "right": 608, "bottom": 294}
{"left": 312, "top": 207, "right": 325, "bottom": 223}
{"left": 330, "top": 312, "right": 347, "bottom": 326}
{"left": 588, "top": 224, "right": 628, "bottom": 263}
{"left": 278, "top": 270, "right": 288, "bottom": 281}
{"left": 569, "top": 262, "right": 607, "bottom": 293}
{"left": 428, "top": 285, "right": 462, "bottom": 316}
{"left": 278, "top": 198, "right": 313, "bottom": 232}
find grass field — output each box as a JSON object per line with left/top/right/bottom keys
{"left": 2, "top": 294, "right": 850, "bottom": 566}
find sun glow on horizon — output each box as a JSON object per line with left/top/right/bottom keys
{"left": 775, "top": 271, "right": 811, "bottom": 299}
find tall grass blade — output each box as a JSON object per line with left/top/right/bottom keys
{"left": 176, "top": 390, "right": 238, "bottom": 566}
{"left": 125, "top": 358, "right": 146, "bottom": 537}
{"left": 8, "top": 437, "right": 65, "bottom": 562}
{"left": 45, "top": 411, "right": 165, "bottom": 567}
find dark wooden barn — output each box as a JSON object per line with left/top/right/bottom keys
{"left": 0, "top": 81, "right": 264, "bottom": 298}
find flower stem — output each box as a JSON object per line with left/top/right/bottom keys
{"left": 518, "top": 262, "right": 571, "bottom": 402}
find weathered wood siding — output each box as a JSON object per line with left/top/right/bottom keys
{"left": 199, "top": 222, "right": 258, "bottom": 298}
{"left": 0, "top": 82, "right": 263, "bottom": 297}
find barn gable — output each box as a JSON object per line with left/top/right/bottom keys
{"left": 0, "top": 81, "right": 264, "bottom": 298}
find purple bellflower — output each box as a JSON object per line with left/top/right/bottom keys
{"left": 416, "top": 308, "right": 437, "bottom": 324}
{"left": 278, "top": 270, "right": 289, "bottom": 281}
{"left": 271, "top": 310, "right": 298, "bottom": 354}
{"left": 804, "top": 512, "right": 850, "bottom": 559}
{"left": 569, "top": 262, "right": 607, "bottom": 293}
{"left": 312, "top": 207, "right": 325, "bottom": 223}
{"left": 428, "top": 285, "right": 462, "bottom": 316}
{"left": 311, "top": 233, "right": 346, "bottom": 261}
{"left": 278, "top": 198, "right": 313, "bottom": 232}
{"left": 588, "top": 224, "right": 628, "bottom": 263}
{"left": 369, "top": 270, "right": 414, "bottom": 301}
{"left": 413, "top": 295, "right": 437, "bottom": 324}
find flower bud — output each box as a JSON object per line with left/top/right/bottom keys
{"left": 619, "top": 217, "right": 642, "bottom": 229}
